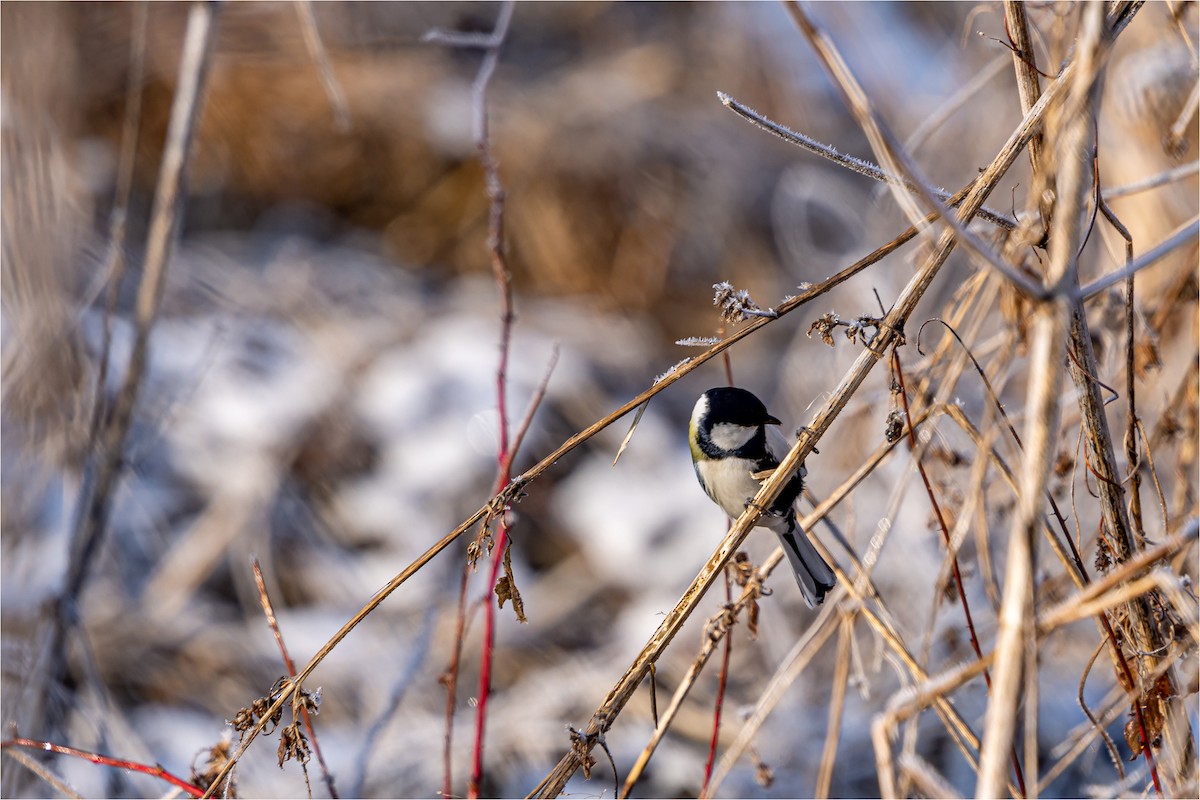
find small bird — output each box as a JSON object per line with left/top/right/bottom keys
{"left": 689, "top": 387, "right": 836, "bottom": 608}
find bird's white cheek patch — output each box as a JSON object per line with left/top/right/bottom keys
{"left": 708, "top": 422, "right": 757, "bottom": 451}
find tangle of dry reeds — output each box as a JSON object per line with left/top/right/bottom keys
{"left": 2, "top": 3, "right": 1196, "bottom": 799}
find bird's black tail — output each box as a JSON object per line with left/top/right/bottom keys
{"left": 775, "top": 516, "right": 836, "bottom": 609}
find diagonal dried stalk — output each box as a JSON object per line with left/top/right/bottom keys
{"left": 1005, "top": 0, "right": 1051, "bottom": 235}
{"left": 251, "top": 559, "right": 336, "bottom": 797}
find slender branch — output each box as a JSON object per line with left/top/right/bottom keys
{"left": 717, "top": 92, "right": 1018, "bottom": 231}
{"left": 294, "top": 0, "right": 351, "bottom": 130}
{"left": 1, "top": 738, "right": 204, "bottom": 798}
{"left": 1077, "top": 216, "right": 1200, "bottom": 299}
{"left": 1004, "top": 0, "right": 1053, "bottom": 240}
{"left": 464, "top": 4, "right": 517, "bottom": 798}
{"left": 1105, "top": 161, "right": 1199, "bottom": 199}
{"left": 88, "top": 0, "right": 148, "bottom": 444}
{"left": 252, "top": 560, "right": 336, "bottom": 798}
{"left": 46, "top": 0, "right": 218, "bottom": 741}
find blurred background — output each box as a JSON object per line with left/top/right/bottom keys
{"left": 2, "top": 2, "right": 1196, "bottom": 797}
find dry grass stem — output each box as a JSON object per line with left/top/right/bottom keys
{"left": 979, "top": 4, "right": 1107, "bottom": 794}
{"left": 898, "top": 752, "right": 961, "bottom": 800}
{"left": 39, "top": 0, "right": 218, "bottom": 747}
{"left": 815, "top": 613, "right": 855, "bottom": 799}
{"left": 0, "top": 747, "right": 80, "bottom": 800}
{"left": 293, "top": 0, "right": 351, "bottom": 131}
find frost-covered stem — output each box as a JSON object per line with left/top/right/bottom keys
{"left": 716, "top": 92, "right": 1018, "bottom": 232}
{"left": 785, "top": 2, "right": 1046, "bottom": 300}
{"left": 469, "top": 4, "right": 516, "bottom": 798}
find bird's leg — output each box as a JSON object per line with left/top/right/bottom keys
{"left": 794, "top": 426, "right": 819, "bottom": 455}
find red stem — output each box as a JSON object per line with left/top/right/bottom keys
{"left": 467, "top": 6, "right": 517, "bottom": 794}
{"left": 1, "top": 738, "right": 204, "bottom": 798}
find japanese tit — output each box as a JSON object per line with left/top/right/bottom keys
{"left": 689, "top": 387, "right": 836, "bottom": 608}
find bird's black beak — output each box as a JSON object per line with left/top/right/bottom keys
{"left": 765, "top": 414, "right": 782, "bottom": 426}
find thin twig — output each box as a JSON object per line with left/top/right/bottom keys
{"left": 815, "top": 613, "right": 855, "bottom": 799}
{"left": 88, "top": 0, "right": 148, "bottom": 445}
{"left": 252, "top": 559, "right": 337, "bottom": 798}
{"left": 1105, "top": 161, "right": 1199, "bottom": 199}
{"left": 1165, "top": 76, "right": 1199, "bottom": 156}
{"left": 466, "top": 4, "right": 518, "bottom": 798}
{"left": 1, "top": 738, "right": 203, "bottom": 798}
{"left": 902, "top": 53, "right": 1010, "bottom": 155}
{"left": 717, "top": 92, "right": 1018, "bottom": 231}
{"left": 294, "top": 0, "right": 351, "bottom": 130}
{"left": 698, "top": 571, "right": 734, "bottom": 799}
{"left": 1, "top": 746, "right": 81, "bottom": 799}
{"left": 47, "top": 0, "right": 218, "bottom": 743}
{"left": 1077, "top": 216, "right": 1200, "bottom": 299}
{"left": 1076, "top": 638, "right": 1127, "bottom": 782}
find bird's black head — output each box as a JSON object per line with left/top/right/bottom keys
{"left": 698, "top": 387, "right": 781, "bottom": 429}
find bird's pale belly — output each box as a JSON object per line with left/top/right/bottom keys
{"left": 694, "top": 456, "right": 767, "bottom": 522}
